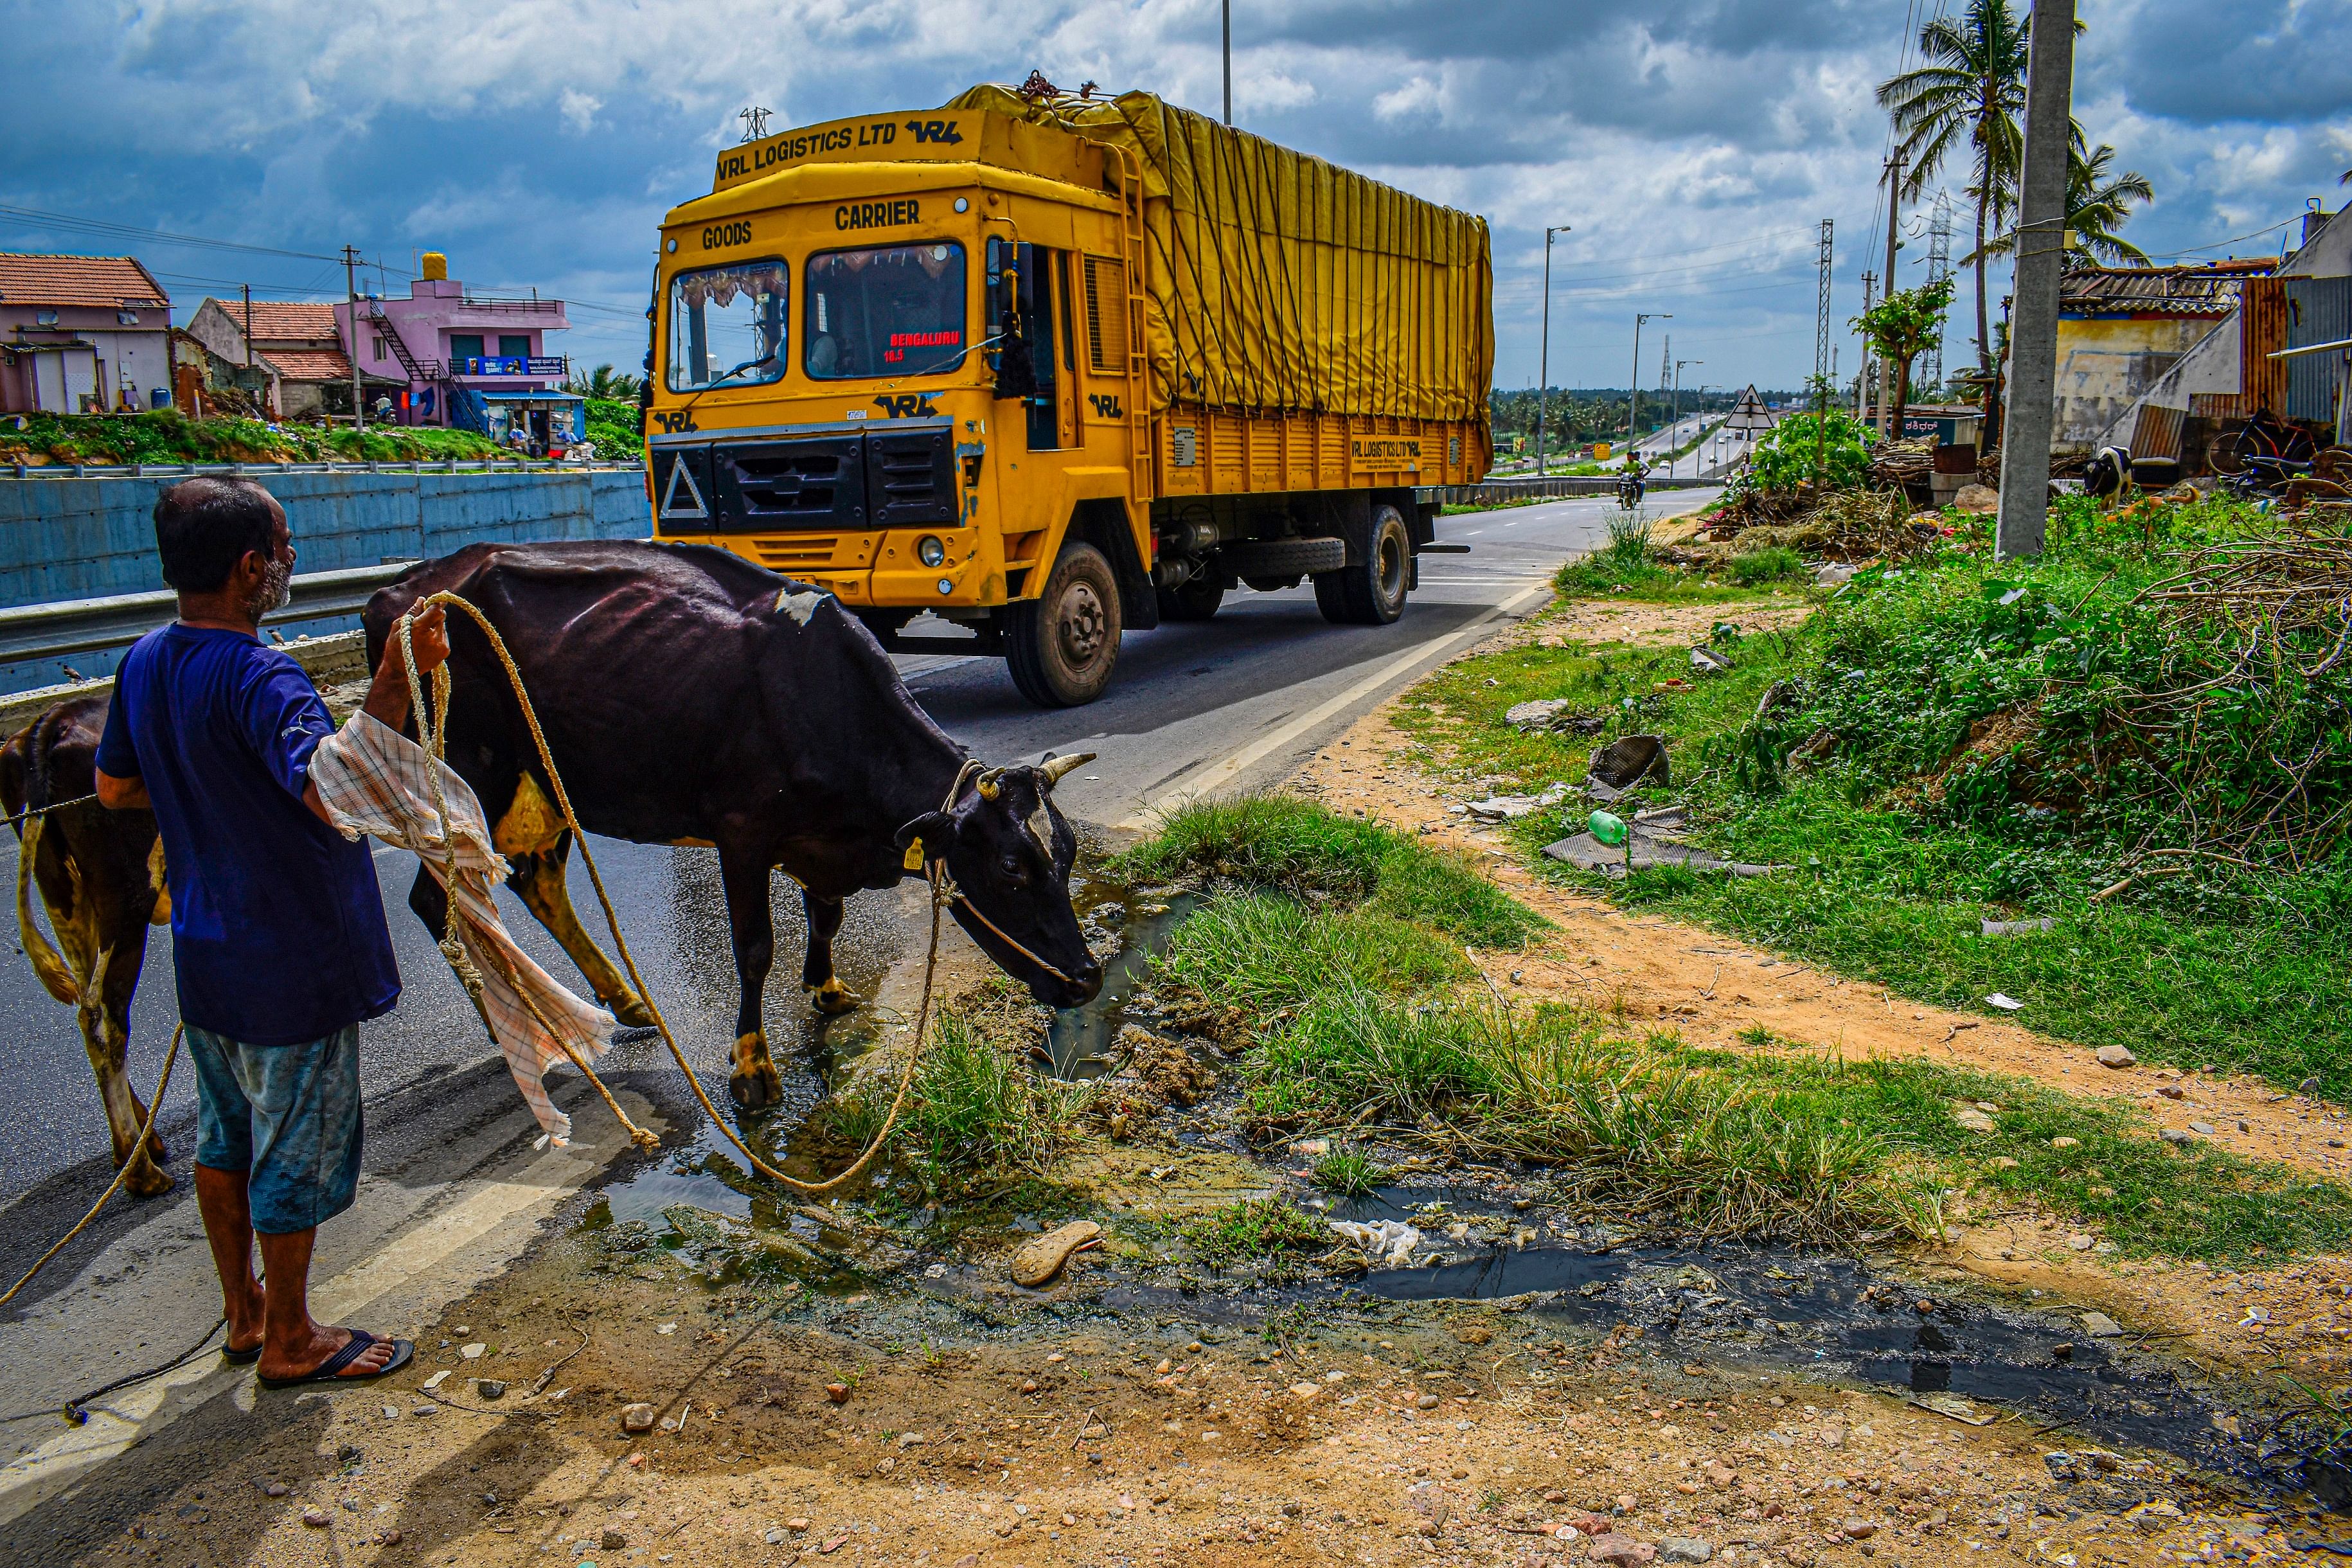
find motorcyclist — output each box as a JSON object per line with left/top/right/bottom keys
{"left": 1617, "top": 454, "right": 1650, "bottom": 508}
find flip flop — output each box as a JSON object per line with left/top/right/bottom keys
{"left": 256, "top": 1328, "right": 414, "bottom": 1389}
{"left": 222, "top": 1341, "right": 263, "bottom": 1366}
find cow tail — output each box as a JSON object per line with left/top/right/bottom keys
{"left": 17, "top": 815, "right": 81, "bottom": 1007}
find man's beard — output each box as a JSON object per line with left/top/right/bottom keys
{"left": 244, "top": 555, "right": 292, "bottom": 620}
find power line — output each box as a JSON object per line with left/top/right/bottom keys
{"left": 0, "top": 202, "right": 357, "bottom": 267}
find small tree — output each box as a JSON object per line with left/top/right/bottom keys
{"left": 1852, "top": 276, "right": 1956, "bottom": 438}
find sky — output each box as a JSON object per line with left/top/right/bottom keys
{"left": 3, "top": 0, "right": 2346, "bottom": 397}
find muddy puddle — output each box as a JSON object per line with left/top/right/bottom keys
{"left": 1044, "top": 889, "right": 1201, "bottom": 1078}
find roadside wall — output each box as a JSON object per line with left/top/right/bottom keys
{"left": 0, "top": 467, "right": 652, "bottom": 688}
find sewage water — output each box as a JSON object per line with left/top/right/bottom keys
{"left": 1044, "top": 890, "right": 1202, "bottom": 1078}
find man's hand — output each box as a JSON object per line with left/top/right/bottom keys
{"left": 361, "top": 602, "right": 450, "bottom": 729}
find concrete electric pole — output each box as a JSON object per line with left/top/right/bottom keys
{"left": 343, "top": 245, "right": 365, "bottom": 432}
{"left": 1671, "top": 359, "right": 1700, "bottom": 475}
{"left": 1881, "top": 150, "right": 1904, "bottom": 436}
{"left": 1995, "top": 0, "right": 2077, "bottom": 560}
{"left": 1535, "top": 224, "right": 1570, "bottom": 477}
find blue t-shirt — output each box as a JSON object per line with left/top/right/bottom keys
{"left": 95, "top": 625, "right": 400, "bottom": 1047}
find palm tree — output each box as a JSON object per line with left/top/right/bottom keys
{"left": 1970, "top": 132, "right": 2155, "bottom": 267}
{"left": 1878, "top": 0, "right": 2065, "bottom": 377}
{"left": 562, "top": 362, "right": 643, "bottom": 400}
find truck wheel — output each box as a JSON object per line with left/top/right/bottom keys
{"left": 1155, "top": 574, "right": 1224, "bottom": 621}
{"left": 1006, "top": 540, "right": 1123, "bottom": 707}
{"left": 1314, "top": 503, "right": 1411, "bottom": 625}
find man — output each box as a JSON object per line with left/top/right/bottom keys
{"left": 95, "top": 477, "right": 450, "bottom": 1387}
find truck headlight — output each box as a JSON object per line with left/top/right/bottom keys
{"left": 916, "top": 535, "right": 946, "bottom": 567}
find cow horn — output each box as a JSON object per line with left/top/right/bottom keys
{"left": 975, "top": 769, "right": 1004, "bottom": 801}
{"left": 1037, "top": 751, "right": 1096, "bottom": 787}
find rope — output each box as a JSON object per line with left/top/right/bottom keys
{"left": 0, "top": 1023, "right": 183, "bottom": 1310}
{"left": 394, "top": 594, "right": 959, "bottom": 1196}
{"left": 5, "top": 790, "right": 99, "bottom": 830}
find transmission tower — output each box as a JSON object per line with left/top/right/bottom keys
{"left": 1921, "top": 190, "right": 1954, "bottom": 394}
{"left": 1813, "top": 220, "right": 1835, "bottom": 392}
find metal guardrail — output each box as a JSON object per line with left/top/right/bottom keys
{"left": 0, "top": 561, "right": 416, "bottom": 667}
{"left": 1429, "top": 475, "right": 1719, "bottom": 506}
{"left": 3, "top": 458, "right": 643, "bottom": 480}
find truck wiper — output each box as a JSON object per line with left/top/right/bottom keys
{"left": 673, "top": 350, "right": 780, "bottom": 416}
{"left": 878, "top": 331, "right": 1006, "bottom": 390}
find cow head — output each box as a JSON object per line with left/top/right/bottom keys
{"left": 895, "top": 753, "right": 1103, "bottom": 1008}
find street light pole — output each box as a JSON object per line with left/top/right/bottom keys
{"left": 1628, "top": 312, "right": 1668, "bottom": 456}
{"left": 1693, "top": 384, "right": 1713, "bottom": 477}
{"left": 1222, "top": 0, "right": 1232, "bottom": 125}
{"left": 1535, "top": 224, "right": 1569, "bottom": 477}
{"left": 1671, "top": 358, "right": 1698, "bottom": 476}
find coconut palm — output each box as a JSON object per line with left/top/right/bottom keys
{"left": 1878, "top": 0, "right": 2078, "bottom": 377}
{"left": 1970, "top": 132, "right": 2155, "bottom": 267}
{"left": 562, "top": 362, "right": 643, "bottom": 400}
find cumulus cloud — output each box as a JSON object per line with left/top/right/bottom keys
{"left": 0, "top": 0, "right": 2340, "bottom": 387}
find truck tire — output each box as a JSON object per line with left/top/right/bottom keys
{"left": 1222, "top": 535, "right": 1346, "bottom": 581}
{"left": 1005, "top": 540, "right": 1123, "bottom": 707}
{"left": 1155, "top": 574, "right": 1224, "bottom": 621}
{"left": 1314, "top": 503, "right": 1411, "bottom": 625}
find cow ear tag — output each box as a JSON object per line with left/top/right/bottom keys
{"left": 903, "top": 837, "right": 925, "bottom": 871}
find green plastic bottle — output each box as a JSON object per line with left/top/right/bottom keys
{"left": 1587, "top": 809, "right": 1629, "bottom": 846}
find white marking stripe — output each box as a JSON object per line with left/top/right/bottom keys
{"left": 1115, "top": 578, "right": 1551, "bottom": 830}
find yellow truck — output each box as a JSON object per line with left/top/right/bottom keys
{"left": 643, "top": 83, "right": 1493, "bottom": 706}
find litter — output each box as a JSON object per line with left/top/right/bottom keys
{"left": 1980, "top": 918, "right": 2054, "bottom": 938}
{"left": 1465, "top": 783, "right": 1570, "bottom": 821}
{"left": 1688, "top": 646, "right": 1733, "bottom": 674}
{"left": 1587, "top": 735, "right": 1670, "bottom": 792}
{"left": 1984, "top": 993, "right": 2025, "bottom": 1011}
{"left": 1330, "top": 1220, "right": 1422, "bottom": 1269}
{"left": 1909, "top": 1391, "right": 1998, "bottom": 1425}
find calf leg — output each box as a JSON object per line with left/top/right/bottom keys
{"left": 82, "top": 938, "right": 172, "bottom": 1198}
{"left": 718, "top": 850, "right": 783, "bottom": 1109}
{"left": 800, "top": 889, "right": 859, "bottom": 1014}
{"left": 509, "top": 839, "right": 657, "bottom": 1027}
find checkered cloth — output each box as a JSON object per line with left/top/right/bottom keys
{"left": 307, "top": 712, "right": 616, "bottom": 1145}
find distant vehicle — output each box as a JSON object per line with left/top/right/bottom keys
{"left": 641, "top": 85, "right": 1495, "bottom": 706}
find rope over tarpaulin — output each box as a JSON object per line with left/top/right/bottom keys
{"left": 946, "top": 85, "right": 1493, "bottom": 430}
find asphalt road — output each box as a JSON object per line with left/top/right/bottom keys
{"left": 0, "top": 486, "right": 1713, "bottom": 1510}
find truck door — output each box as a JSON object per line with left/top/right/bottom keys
{"left": 988, "top": 239, "right": 1071, "bottom": 453}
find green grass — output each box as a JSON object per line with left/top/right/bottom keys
{"left": 1549, "top": 508, "right": 1806, "bottom": 604}
{"left": 827, "top": 981, "right": 1089, "bottom": 1194}
{"left": 1391, "top": 524, "right": 2352, "bottom": 1098}
{"left": 1309, "top": 1145, "right": 1391, "bottom": 1197}
{"left": 1727, "top": 544, "right": 1806, "bottom": 586}
{"left": 1117, "top": 793, "right": 1545, "bottom": 949}
{"left": 1180, "top": 1197, "right": 1332, "bottom": 1265}
{"left": 1154, "top": 893, "right": 1470, "bottom": 1024}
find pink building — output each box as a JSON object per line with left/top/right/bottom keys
{"left": 0, "top": 254, "right": 172, "bottom": 414}
{"left": 333, "top": 252, "right": 578, "bottom": 443}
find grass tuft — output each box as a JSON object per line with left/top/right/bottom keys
{"left": 1309, "top": 1144, "right": 1391, "bottom": 1197}
{"left": 1118, "top": 793, "right": 1544, "bottom": 949}
{"left": 1180, "top": 1198, "right": 1332, "bottom": 1265}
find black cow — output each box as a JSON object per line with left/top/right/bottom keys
{"left": 363, "top": 539, "right": 1103, "bottom": 1107}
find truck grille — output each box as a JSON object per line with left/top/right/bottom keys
{"left": 864, "top": 427, "right": 955, "bottom": 527}
{"left": 655, "top": 422, "right": 952, "bottom": 535}
{"left": 751, "top": 537, "right": 841, "bottom": 571}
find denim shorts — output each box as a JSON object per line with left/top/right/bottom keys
{"left": 188, "top": 1023, "right": 363, "bottom": 1235}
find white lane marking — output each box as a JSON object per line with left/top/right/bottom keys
{"left": 1116, "top": 578, "right": 1551, "bottom": 831}
{"left": 0, "top": 1099, "right": 649, "bottom": 1526}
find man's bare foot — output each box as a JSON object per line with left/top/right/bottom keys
{"left": 225, "top": 1279, "right": 266, "bottom": 1358}
{"left": 256, "top": 1324, "right": 398, "bottom": 1383}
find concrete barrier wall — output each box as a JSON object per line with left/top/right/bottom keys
{"left": 0, "top": 468, "right": 652, "bottom": 691}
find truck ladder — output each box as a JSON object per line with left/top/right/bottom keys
{"left": 1112, "top": 144, "right": 1154, "bottom": 517}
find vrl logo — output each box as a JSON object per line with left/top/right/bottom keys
{"left": 872, "top": 394, "right": 938, "bottom": 418}
{"left": 904, "top": 120, "right": 964, "bottom": 145}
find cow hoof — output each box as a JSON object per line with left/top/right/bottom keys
{"left": 806, "top": 979, "right": 861, "bottom": 1016}
{"left": 729, "top": 1065, "right": 783, "bottom": 1109}
{"left": 610, "top": 992, "right": 658, "bottom": 1029}
{"left": 123, "top": 1159, "right": 175, "bottom": 1199}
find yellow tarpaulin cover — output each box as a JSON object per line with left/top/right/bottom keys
{"left": 947, "top": 86, "right": 1493, "bottom": 427}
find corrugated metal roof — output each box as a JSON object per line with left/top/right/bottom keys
{"left": 0, "top": 253, "right": 170, "bottom": 309}
{"left": 2062, "top": 260, "right": 2276, "bottom": 318}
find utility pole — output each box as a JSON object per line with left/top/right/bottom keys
{"left": 1535, "top": 224, "right": 1569, "bottom": 477}
{"left": 1880, "top": 150, "right": 1904, "bottom": 436}
{"left": 343, "top": 244, "right": 365, "bottom": 432}
{"left": 1692, "top": 384, "right": 1713, "bottom": 477}
{"left": 1996, "top": 0, "right": 2075, "bottom": 558}
{"left": 1627, "top": 312, "right": 1668, "bottom": 456}
{"left": 1222, "top": 0, "right": 1232, "bottom": 125}
{"left": 1813, "top": 218, "right": 1835, "bottom": 482}
{"left": 1857, "top": 271, "right": 1877, "bottom": 423}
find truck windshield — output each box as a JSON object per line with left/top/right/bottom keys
{"left": 804, "top": 244, "right": 966, "bottom": 380}
{"left": 666, "top": 260, "right": 788, "bottom": 392}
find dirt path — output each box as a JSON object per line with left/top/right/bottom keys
{"left": 1291, "top": 604, "right": 2352, "bottom": 1381}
